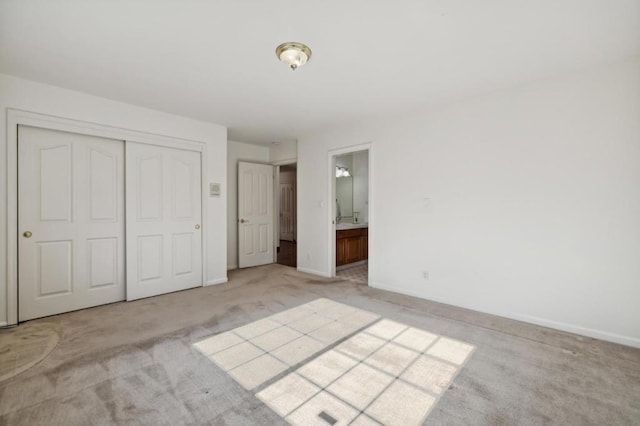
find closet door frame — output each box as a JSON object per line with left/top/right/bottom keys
{"left": 6, "top": 108, "right": 208, "bottom": 326}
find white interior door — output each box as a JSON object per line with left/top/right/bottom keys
{"left": 18, "top": 126, "right": 125, "bottom": 321}
{"left": 238, "top": 161, "right": 274, "bottom": 268}
{"left": 279, "top": 183, "right": 295, "bottom": 242}
{"left": 126, "top": 142, "right": 202, "bottom": 300}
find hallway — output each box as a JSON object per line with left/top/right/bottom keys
{"left": 277, "top": 240, "right": 296, "bottom": 268}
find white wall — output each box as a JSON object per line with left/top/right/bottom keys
{"left": 297, "top": 57, "right": 640, "bottom": 347}
{"left": 227, "top": 140, "right": 270, "bottom": 269}
{"left": 270, "top": 140, "right": 297, "bottom": 164}
{"left": 335, "top": 153, "right": 353, "bottom": 170}
{"left": 0, "top": 74, "right": 228, "bottom": 325}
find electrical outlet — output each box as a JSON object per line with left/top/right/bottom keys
{"left": 422, "top": 270, "right": 429, "bottom": 280}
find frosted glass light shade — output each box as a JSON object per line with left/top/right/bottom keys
{"left": 276, "top": 42, "right": 312, "bottom": 70}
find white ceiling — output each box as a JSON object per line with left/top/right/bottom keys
{"left": 1, "top": 1, "right": 639, "bottom": 145}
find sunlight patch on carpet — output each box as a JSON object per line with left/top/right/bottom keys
{"left": 193, "top": 298, "right": 475, "bottom": 425}
{"left": 194, "top": 299, "right": 380, "bottom": 390}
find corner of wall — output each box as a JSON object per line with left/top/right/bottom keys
{"left": 206, "top": 277, "right": 228, "bottom": 286}
{"left": 270, "top": 140, "right": 297, "bottom": 164}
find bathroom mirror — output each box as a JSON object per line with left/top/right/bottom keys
{"left": 336, "top": 175, "right": 353, "bottom": 219}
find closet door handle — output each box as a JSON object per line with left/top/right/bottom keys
{"left": 23, "top": 231, "right": 33, "bottom": 238}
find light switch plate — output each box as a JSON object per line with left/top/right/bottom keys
{"left": 210, "top": 182, "right": 221, "bottom": 197}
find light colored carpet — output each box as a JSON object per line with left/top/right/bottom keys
{"left": 0, "top": 321, "right": 62, "bottom": 382}
{"left": 0, "top": 264, "right": 639, "bottom": 425}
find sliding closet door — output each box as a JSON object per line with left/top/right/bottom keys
{"left": 18, "top": 126, "right": 125, "bottom": 321}
{"left": 126, "top": 142, "right": 203, "bottom": 300}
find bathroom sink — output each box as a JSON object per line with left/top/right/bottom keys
{"left": 336, "top": 222, "right": 368, "bottom": 230}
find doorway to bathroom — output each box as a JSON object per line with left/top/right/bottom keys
{"left": 276, "top": 163, "right": 297, "bottom": 267}
{"left": 328, "top": 145, "right": 371, "bottom": 284}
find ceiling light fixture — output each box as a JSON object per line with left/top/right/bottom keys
{"left": 276, "top": 42, "right": 312, "bottom": 70}
{"left": 336, "top": 167, "right": 351, "bottom": 178}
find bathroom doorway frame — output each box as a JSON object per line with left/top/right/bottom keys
{"left": 327, "top": 142, "right": 373, "bottom": 283}
{"left": 274, "top": 160, "right": 297, "bottom": 268}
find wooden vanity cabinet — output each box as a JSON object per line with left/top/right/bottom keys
{"left": 336, "top": 227, "right": 368, "bottom": 266}
{"left": 361, "top": 227, "right": 368, "bottom": 261}
{"left": 336, "top": 236, "right": 346, "bottom": 265}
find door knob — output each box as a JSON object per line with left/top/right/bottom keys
{"left": 240, "top": 219, "right": 247, "bottom": 224}
{"left": 195, "top": 224, "right": 200, "bottom": 230}
{"left": 23, "top": 231, "right": 32, "bottom": 238}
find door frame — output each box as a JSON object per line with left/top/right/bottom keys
{"left": 6, "top": 108, "right": 208, "bottom": 325}
{"left": 278, "top": 176, "right": 296, "bottom": 242}
{"left": 272, "top": 159, "right": 297, "bottom": 263}
{"left": 327, "top": 143, "right": 373, "bottom": 282}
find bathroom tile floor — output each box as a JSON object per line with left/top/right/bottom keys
{"left": 336, "top": 264, "right": 368, "bottom": 284}
{"left": 194, "top": 298, "right": 475, "bottom": 425}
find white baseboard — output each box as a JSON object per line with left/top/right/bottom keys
{"left": 205, "top": 277, "right": 228, "bottom": 286}
{"left": 0, "top": 321, "right": 7, "bottom": 327}
{"left": 509, "top": 313, "right": 640, "bottom": 349}
{"left": 370, "top": 281, "right": 640, "bottom": 349}
{"left": 297, "top": 267, "right": 332, "bottom": 278}
{"left": 227, "top": 264, "right": 238, "bottom": 271}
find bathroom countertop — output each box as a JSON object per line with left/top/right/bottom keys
{"left": 336, "top": 222, "right": 368, "bottom": 230}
